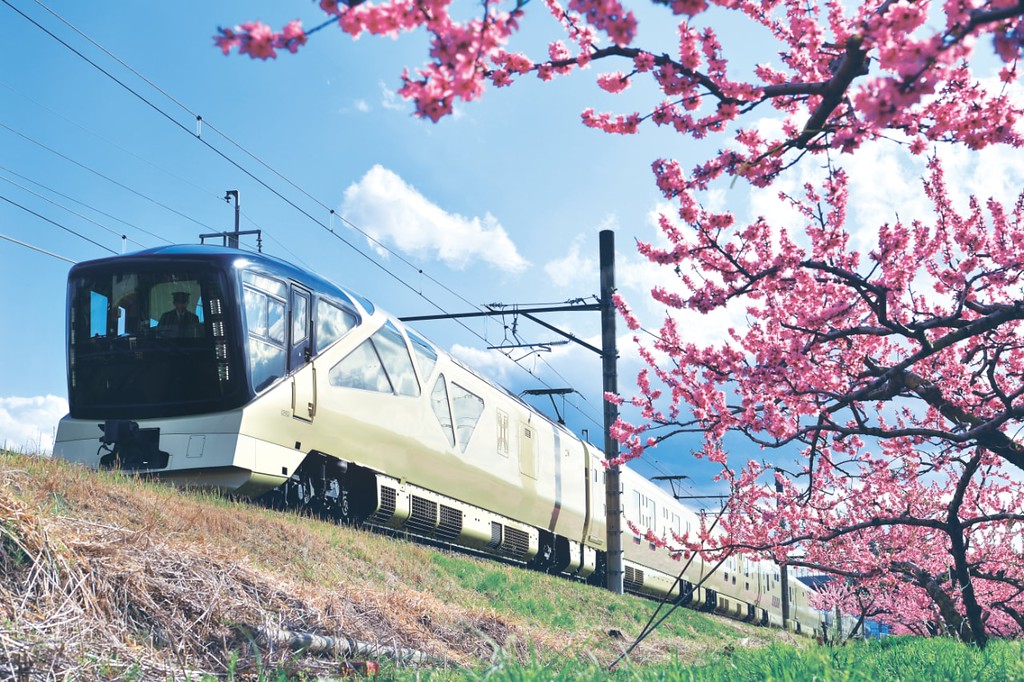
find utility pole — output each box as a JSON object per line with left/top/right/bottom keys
{"left": 776, "top": 473, "right": 790, "bottom": 629}
{"left": 600, "top": 230, "right": 623, "bottom": 594}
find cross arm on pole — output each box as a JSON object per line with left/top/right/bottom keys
{"left": 399, "top": 302, "right": 599, "bottom": 323}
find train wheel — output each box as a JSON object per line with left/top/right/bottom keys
{"left": 257, "top": 453, "right": 375, "bottom": 526}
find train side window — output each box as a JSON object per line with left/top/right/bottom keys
{"left": 267, "top": 297, "right": 285, "bottom": 344}
{"left": 431, "top": 376, "right": 456, "bottom": 447}
{"left": 639, "top": 495, "right": 655, "bottom": 532}
{"left": 316, "top": 299, "right": 357, "bottom": 353}
{"left": 407, "top": 330, "right": 438, "bottom": 380}
{"left": 450, "top": 383, "right": 484, "bottom": 453}
{"left": 373, "top": 322, "right": 419, "bottom": 397}
{"left": 292, "top": 291, "right": 308, "bottom": 344}
{"left": 290, "top": 287, "right": 310, "bottom": 369}
{"left": 329, "top": 339, "right": 391, "bottom": 393}
{"left": 243, "top": 275, "right": 287, "bottom": 392}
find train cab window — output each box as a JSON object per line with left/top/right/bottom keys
{"left": 316, "top": 299, "right": 357, "bottom": 353}
{"left": 431, "top": 376, "right": 456, "bottom": 447}
{"left": 67, "top": 265, "right": 241, "bottom": 419}
{"left": 450, "top": 383, "right": 484, "bottom": 453}
{"left": 243, "top": 272, "right": 287, "bottom": 392}
{"left": 407, "top": 330, "right": 438, "bottom": 380}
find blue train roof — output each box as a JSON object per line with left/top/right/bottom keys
{"left": 70, "top": 244, "right": 376, "bottom": 315}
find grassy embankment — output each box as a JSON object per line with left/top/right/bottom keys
{"left": 2, "top": 449, "right": 1021, "bottom": 681}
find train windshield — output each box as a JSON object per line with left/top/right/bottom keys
{"left": 67, "top": 264, "right": 246, "bottom": 418}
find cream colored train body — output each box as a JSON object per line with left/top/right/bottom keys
{"left": 53, "top": 245, "right": 826, "bottom": 638}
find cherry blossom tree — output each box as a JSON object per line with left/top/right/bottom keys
{"left": 217, "top": 0, "right": 1024, "bottom": 646}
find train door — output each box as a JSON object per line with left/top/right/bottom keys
{"left": 290, "top": 286, "right": 315, "bottom": 422}
{"left": 583, "top": 447, "right": 606, "bottom": 547}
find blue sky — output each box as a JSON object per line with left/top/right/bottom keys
{"left": 0, "top": 0, "right": 702, "bottom": 485}
{"left": 3, "top": 0, "right": 1022, "bottom": 502}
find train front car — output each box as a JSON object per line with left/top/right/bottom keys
{"left": 53, "top": 246, "right": 338, "bottom": 495}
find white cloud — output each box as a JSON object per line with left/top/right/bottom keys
{"left": 544, "top": 234, "right": 597, "bottom": 288}
{"left": 0, "top": 395, "right": 68, "bottom": 454}
{"left": 379, "top": 81, "right": 405, "bottom": 111}
{"left": 341, "top": 165, "right": 529, "bottom": 273}
{"left": 354, "top": 99, "right": 370, "bottom": 113}
{"left": 543, "top": 216, "right": 621, "bottom": 290}
{"left": 449, "top": 344, "right": 519, "bottom": 384}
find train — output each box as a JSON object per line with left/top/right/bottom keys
{"left": 52, "top": 243, "right": 836, "bottom": 638}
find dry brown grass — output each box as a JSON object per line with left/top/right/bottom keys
{"left": 0, "top": 451, "right": 785, "bottom": 680}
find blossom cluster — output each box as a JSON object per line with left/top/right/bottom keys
{"left": 215, "top": 20, "right": 307, "bottom": 59}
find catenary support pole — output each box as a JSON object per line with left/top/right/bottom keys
{"left": 225, "top": 190, "right": 240, "bottom": 249}
{"left": 600, "top": 229, "right": 623, "bottom": 594}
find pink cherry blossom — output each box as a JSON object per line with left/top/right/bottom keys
{"left": 219, "top": 0, "right": 1024, "bottom": 646}
{"left": 597, "top": 71, "right": 631, "bottom": 93}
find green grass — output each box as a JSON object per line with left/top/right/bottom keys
{"left": 369, "top": 637, "right": 1024, "bottom": 682}
{"left": 9, "top": 450, "right": 1021, "bottom": 681}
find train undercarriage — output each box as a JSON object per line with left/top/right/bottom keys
{"left": 255, "top": 451, "right": 607, "bottom": 585}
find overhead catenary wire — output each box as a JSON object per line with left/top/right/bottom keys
{"left": 0, "top": 122, "right": 216, "bottom": 234}
{"left": 0, "top": 230, "right": 76, "bottom": 263}
{"left": 0, "top": 164, "right": 172, "bottom": 246}
{"left": 2, "top": 1, "right": 470, "bottom": 316}
{"left": 0, "top": 172, "right": 148, "bottom": 250}
{"left": 1, "top": 193, "right": 116, "bottom": 255}
{"left": 0, "top": 78, "right": 229, "bottom": 209}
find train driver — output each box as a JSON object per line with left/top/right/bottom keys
{"left": 157, "top": 291, "right": 201, "bottom": 338}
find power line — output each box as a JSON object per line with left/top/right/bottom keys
{"left": 0, "top": 172, "right": 147, "bottom": 249}
{"left": 0, "top": 164, "right": 170, "bottom": 245}
{"left": 0, "top": 78, "right": 227, "bottom": 208}
{"left": 0, "top": 192, "right": 116, "bottom": 254}
{"left": 19, "top": 0, "right": 485, "bottom": 315}
{"left": 0, "top": 230, "right": 76, "bottom": 263}
{"left": 0, "top": 122, "right": 215, "bottom": 232}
